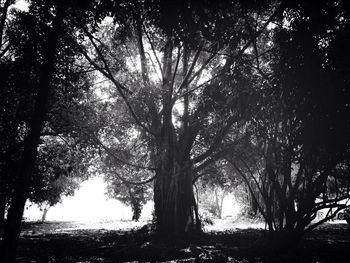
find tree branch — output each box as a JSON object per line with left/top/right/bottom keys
{"left": 114, "top": 170, "right": 156, "bottom": 186}
{"left": 177, "top": 42, "right": 204, "bottom": 93}
{"left": 192, "top": 115, "right": 239, "bottom": 165}
{"left": 74, "top": 19, "right": 156, "bottom": 136}
{"left": 88, "top": 132, "right": 156, "bottom": 171}
{"left": 142, "top": 23, "right": 163, "bottom": 76}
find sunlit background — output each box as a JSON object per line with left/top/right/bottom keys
{"left": 24, "top": 176, "right": 146, "bottom": 221}
{"left": 23, "top": 176, "right": 241, "bottom": 223}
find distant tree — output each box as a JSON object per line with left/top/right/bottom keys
{"left": 196, "top": 161, "right": 235, "bottom": 219}
{"left": 105, "top": 175, "right": 152, "bottom": 221}
{"left": 103, "top": 147, "right": 153, "bottom": 221}
{"left": 198, "top": 186, "right": 227, "bottom": 220}
{"left": 28, "top": 137, "right": 90, "bottom": 222}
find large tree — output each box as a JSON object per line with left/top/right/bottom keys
{"left": 227, "top": 0, "right": 350, "bottom": 251}
{"left": 1, "top": 3, "right": 67, "bottom": 261}
{"left": 74, "top": 0, "right": 283, "bottom": 238}
{"left": 0, "top": 1, "right": 99, "bottom": 260}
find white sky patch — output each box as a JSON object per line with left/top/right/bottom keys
{"left": 93, "top": 85, "right": 113, "bottom": 102}
{"left": 244, "top": 46, "right": 254, "bottom": 55}
{"left": 197, "top": 68, "right": 212, "bottom": 86}
{"left": 101, "top": 16, "right": 114, "bottom": 25}
{"left": 12, "top": 0, "right": 29, "bottom": 12}
{"left": 172, "top": 99, "right": 184, "bottom": 128}
{"left": 267, "top": 22, "right": 277, "bottom": 30}
{"left": 24, "top": 176, "right": 153, "bottom": 222}
{"left": 126, "top": 55, "right": 142, "bottom": 73}
{"left": 144, "top": 40, "right": 163, "bottom": 82}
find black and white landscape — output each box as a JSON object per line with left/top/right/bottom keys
{"left": 1, "top": 0, "right": 350, "bottom": 262}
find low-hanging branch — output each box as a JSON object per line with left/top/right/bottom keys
{"left": 192, "top": 115, "right": 240, "bottom": 165}
{"left": 88, "top": 132, "right": 156, "bottom": 172}
{"left": 113, "top": 169, "right": 156, "bottom": 186}
{"left": 304, "top": 205, "right": 348, "bottom": 233}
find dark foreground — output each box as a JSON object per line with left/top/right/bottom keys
{"left": 1, "top": 220, "right": 349, "bottom": 262}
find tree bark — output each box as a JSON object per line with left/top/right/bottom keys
{"left": 154, "top": 157, "right": 197, "bottom": 238}
{"left": 40, "top": 204, "right": 50, "bottom": 223}
{"left": 1, "top": 4, "right": 64, "bottom": 262}
{"left": 214, "top": 189, "right": 221, "bottom": 218}
{"left": 153, "top": 38, "right": 201, "bottom": 238}
{"left": 247, "top": 183, "right": 258, "bottom": 215}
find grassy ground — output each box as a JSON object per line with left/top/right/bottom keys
{"left": 1, "top": 217, "right": 350, "bottom": 262}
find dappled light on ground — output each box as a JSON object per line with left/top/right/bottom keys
{"left": 11, "top": 220, "right": 350, "bottom": 262}
{"left": 204, "top": 217, "right": 265, "bottom": 232}
{"left": 20, "top": 219, "right": 151, "bottom": 236}
{"left": 20, "top": 216, "right": 266, "bottom": 236}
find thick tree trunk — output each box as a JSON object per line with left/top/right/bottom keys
{"left": 0, "top": 5, "right": 64, "bottom": 262}
{"left": 1, "top": 141, "right": 41, "bottom": 262}
{"left": 154, "top": 160, "right": 197, "bottom": 238}
{"left": 152, "top": 35, "right": 202, "bottom": 240}
{"left": 153, "top": 36, "right": 196, "bottom": 239}
{"left": 153, "top": 122, "right": 199, "bottom": 238}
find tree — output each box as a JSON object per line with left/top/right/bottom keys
{"left": 227, "top": 0, "right": 350, "bottom": 251}
{"left": 0, "top": 0, "right": 15, "bottom": 59}
{"left": 102, "top": 143, "right": 153, "bottom": 221}
{"left": 0, "top": 1, "right": 99, "bottom": 260}
{"left": 195, "top": 161, "right": 237, "bottom": 219}
{"left": 0, "top": 0, "right": 33, "bottom": 227}
{"left": 74, "top": 0, "right": 283, "bottom": 239}
{"left": 105, "top": 175, "right": 152, "bottom": 221}
{"left": 1, "top": 3, "right": 67, "bottom": 261}
{"left": 28, "top": 137, "right": 89, "bottom": 222}
{"left": 198, "top": 186, "right": 227, "bottom": 220}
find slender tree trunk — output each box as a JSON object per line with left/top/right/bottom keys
{"left": 1, "top": 5, "right": 64, "bottom": 262}
{"left": 192, "top": 191, "right": 201, "bottom": 232}
{"left": 0, "top": 0, "right": 15, "bottom": 49}
{"left": 127, "top": 187, "right": 141, "bottom": 221}
{"left": 41, "top": 205, "right": 50, "bottom": 223}
{"left": 219, "top": 191, "right": 226, "bottom": 219}
{"left": 214, "top": 189, "right": 221, "bottom": 218}
{"left": 0, "top": 189, "right": 6, "bottom": 227}
{"left": 248, "top": 183, "right": 258, "bottom": 215}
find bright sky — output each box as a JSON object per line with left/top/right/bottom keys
{"left": 12, "top": 0, "right": 29, "bottom": 12}
{"left": 24, "top": 176, "right": 153, "bottom": 222}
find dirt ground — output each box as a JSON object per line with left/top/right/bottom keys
{"left": 1, "top": 218, "right": 350, "bottom": 262}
